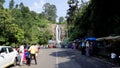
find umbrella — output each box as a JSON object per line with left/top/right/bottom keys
{"left": 85, "top": 37, "right": 96, "bottom": 41}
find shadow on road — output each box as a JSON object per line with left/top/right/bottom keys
{"left": 50, "top": 48, "right": 117, "bottom": 68}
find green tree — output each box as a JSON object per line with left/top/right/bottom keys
{"left": 67, "top": 0, "right": 79, "bottom": 40}
{"left": 0, "top": 0, "right": 5, "bottom": 4}
{"left": 9, "top": 0, "right": 14, "bottom": 9}
{"left": 0, "top": 1, "right": 56, "bottom": 45}
{"left": 0, "top": 0, "right": 5, "bottom": 9}
{"left": 0, "top": 9, "right": 13, "bottom": 44}
{"left": 59, "top": 17, "right": 64, "bottom": 23}
{"left": 6, "top": 24, "right": 24, "bottom": 44}
{"left": 0, "top": 9, "right": 24, "bottom": 45}
{"left": 43, "top": 3, "right": 57, "bottom": 22}
{"left": 67, "top": 0, "right": 120, "bottom": 40}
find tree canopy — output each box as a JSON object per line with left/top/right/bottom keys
{"left": 42, "top": 3, "right": 57, "bottom": 23}
{"left": 0, "top": 0, "right": 55, "bottom": 46}
{"left": 67, "top": 0, "right": 120, "bottom": 41}
{"left": 59, "top": 17, "right": 64, "bottom": 23}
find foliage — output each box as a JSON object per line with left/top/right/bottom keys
{"left": 9, "top": 0, "right": 14, "bottom": 9}
{"left": 38, "top": 29, "right": 53, "bottom": 45}
{"left": 0, "top": 9, "right": 24, "bottom": 45}
{"left": 67, "top": 0, "right": 80, "bottom": 40}
{"left": 42, "top": 3, "right": 57, "bottom": 22}
{"left": 0, "top": 1, "right": 54, "bottom": 46}
{"left": 0, "top": 0, "right": 5, "bottom": 9}
{"left": 0, "top": 0, "right": 5, "bottom": 5}
{"left": 67, "top": 0, "right": 120, "bottom": 41}
{"left": 59, "top": 17, "right": 64, "bottom": 23}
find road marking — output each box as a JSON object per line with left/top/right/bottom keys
{"left": 56, "top": 49, "right": 59, "bottom": 68}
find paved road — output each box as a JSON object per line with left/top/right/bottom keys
{"left": 10, "top": 48, "right": 118, "bottom": 68}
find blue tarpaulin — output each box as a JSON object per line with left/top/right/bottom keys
{"left": 85, "top": 37, "right": 96, "bottom": 41}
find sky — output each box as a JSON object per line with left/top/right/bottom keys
{"left": 4, "top": 0, "right": 69, "bottom": 20}
{"left": 4, "top": 0, "right": 89, "bottom": 21}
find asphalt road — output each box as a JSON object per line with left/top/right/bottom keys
{"left": 10, "top": 48, "right": 118, "bottom": 68}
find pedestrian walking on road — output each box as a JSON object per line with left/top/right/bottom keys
{"left": 19, "top": 44, "right": 25, "bottom": 65}
{"left": 81, "top": 41, "right": 86, "bottom": 55}
{"left": 85, "top": 41, "right": 90, "bottom": 56}
{"left": 17, "top": 50, "right": 21, "bottom": 65}
{"left": 72, "top": 42, "right": 76, "bottom": 50}
{"left": 28, "top": 43, "right": 37, "bottom": 65}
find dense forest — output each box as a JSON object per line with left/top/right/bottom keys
{"left": 1, "top": 0, "right": 120, "bottom": 46}
{"left": 0, "top": 0, "right": 66, "bottom": 46}
{"left": 67, "top": 0, "right": 120, "bottom": 41}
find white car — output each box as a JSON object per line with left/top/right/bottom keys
{"left": 0, "top": 46, "right": 18, "bottom": 68}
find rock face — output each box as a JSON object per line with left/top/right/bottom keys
{"left": 48, "top": 24, "right": 66, "bottom": 43}
{"left": 59, "top": 24, "right": 66, "bottom": 41}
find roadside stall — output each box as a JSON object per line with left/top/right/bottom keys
{"left": 96, "top": 36, "right": 120, "bottom": 64}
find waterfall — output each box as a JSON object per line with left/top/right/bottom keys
{"left": 56, "top": 25, "right": 61, "bottom": 45}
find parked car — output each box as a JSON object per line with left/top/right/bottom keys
{"left": 0, "top": 46, "right": 18, "bottom": 68}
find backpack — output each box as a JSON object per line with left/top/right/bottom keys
{"left": 25, "top": 52, "right": 30, "bottom": 58}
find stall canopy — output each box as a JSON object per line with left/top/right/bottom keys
{"left": 85, "top": 37, "right": 96, "bottom": 41}
{"left": 96, "top": 36, "right": 120, "bottom": 41}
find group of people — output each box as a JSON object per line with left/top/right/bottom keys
{"left": 81, "top": 41, "right": 96, "bottom": 56}
{"left": 15, "top": 43, "right": 40, "bottom": 66}
{"left": 71, "top": 40, "right": 96, "bottom": 57}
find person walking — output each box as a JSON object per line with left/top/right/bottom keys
{"left": 72, "top": 42, "right": 76, "bottom": 50}
{"left": 81, "top": 41, "right": 86, "bottom": 55}
{"left": 85, "top": 41, "right": 90, "bottom": 56}
{"left": 19, "top": 44, "right": 24, "bottom": 65}
{"left": 28, "top": 43, "right": 37, "bottom": 65}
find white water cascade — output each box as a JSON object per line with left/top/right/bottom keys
{"left": 55, "top": 25, "right": 61, "bottom": 46}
